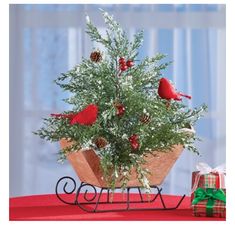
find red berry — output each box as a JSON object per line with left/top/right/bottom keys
{"left": 119, "top": 57, "right": 126, "bottom": 64}
{"left": 126, "top": 60, "right": 134, "bottom": 68}
{"left": 129, "top": 134, "right": 139, "bottom": 150}
{"left": 116, "top": 104, "right": 125, "bottom": 116}
{"left": 120, "top": 64, "right": 128, "bottom": 71}
{"left": 131, "top": 141, "right": 139, "bottom": 150}
{"left": 129, "top": 134, "right": 138, "bottom": 142}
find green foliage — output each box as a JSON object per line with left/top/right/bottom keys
{"left": 34, "top": 10, "right": 207, "bottom": 191}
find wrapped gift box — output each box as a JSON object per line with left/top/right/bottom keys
{"left": 191, "top": 188, "right": 226, "bottom": 218}
{"left": 191, "top": 171, "right": 225, "bottom": 190}
{"left": 191, "top": 163, "right": 226, "bottom": 201}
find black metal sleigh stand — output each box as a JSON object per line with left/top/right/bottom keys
{"left": 55, "top": 176, "right": 185, "bottom": 213}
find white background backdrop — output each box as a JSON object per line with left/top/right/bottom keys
{"left": 9, "top": 4, "right": 226, "bottom": 197}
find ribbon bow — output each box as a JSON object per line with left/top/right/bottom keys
{"left": 196, "top": 162, "right": 226, "bottom": 175}
{"left": 192, "top": 188, "right": 226, "bottom": 216}
{"left": 192, "top": 188, "right": 226, "bottom": 205}
{"left": 191, "top": 162, "right": 226, "bottom": 193}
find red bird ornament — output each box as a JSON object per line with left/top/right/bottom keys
{"left": 70, "top": 104, "right": 98, "bottom": 125}
{"left": 51, "top": 104, "right": 98, "bottom": 126}
{"left": 158, "top": 78, "right": 191, "bottom": 101}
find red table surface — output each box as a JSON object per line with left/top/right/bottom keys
{"left": 9, "top": 193, "right": 226, "bottom": 221}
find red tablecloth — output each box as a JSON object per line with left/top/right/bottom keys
{"left": 9, "top": 193, "right": 225, "bottom": 221}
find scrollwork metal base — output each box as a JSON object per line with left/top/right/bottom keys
{"left": 55, "top": 176, "right": 185, "bottom": 213}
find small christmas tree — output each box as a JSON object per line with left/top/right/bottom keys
{"left": 35, "top": 10, "right": 207, "bottom": 191}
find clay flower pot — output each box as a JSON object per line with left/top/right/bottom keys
{"left": 60, "top": 139, "right": 185, "bottom": 188}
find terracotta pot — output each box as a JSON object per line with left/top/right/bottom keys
{"left": 60, "top": 139, "right": 184, "bottom": 188}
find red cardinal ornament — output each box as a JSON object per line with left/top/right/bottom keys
{"left": 129, "top": 134, "right": 140, "bottom": 150}
{"left": 158, "top": 78, "right": 192, "bottom": 101}
{"left": 70, "top": 104, "right": 98, "bottom": 125}
{"left": 51, "top": 104, "right": 98, "bottom": 126}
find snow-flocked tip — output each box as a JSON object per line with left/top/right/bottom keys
{"left": 85, "top": 15, "right": 90, "bottom": 23}
{"left": 99, "top": 8, "right": 109, "bottom": 17}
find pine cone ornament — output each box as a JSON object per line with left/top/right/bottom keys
{"left": 140, "top": 114, "right": 151, "bottom": 124}
{"left": 90, "top": 51, "right": 102, "bottom": 62}
{"left": 94, "top": 137, "right": 108, "bottom": 149}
